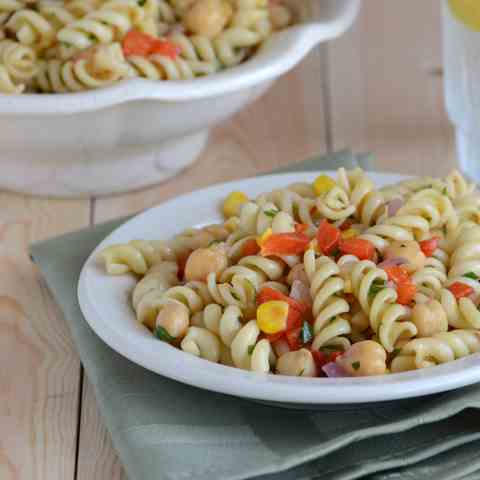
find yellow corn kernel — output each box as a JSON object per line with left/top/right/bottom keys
{"left": 257, "top": 228, "right": 272, "bottom": 247}
{"left": 257, "top": 300, "right": 289, "bottom": 334}
{"left": 222, "top": 191, "right": 249, "bottom": 218}
{"left": 341, "top": 228, "right": 359, "bottom": 240}
{"left": 313, "top": 175, "right": 336, "bottom": 196}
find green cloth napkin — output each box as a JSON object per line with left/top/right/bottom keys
{"left": 30, "top": 150, "right": 480, "bottom": 480}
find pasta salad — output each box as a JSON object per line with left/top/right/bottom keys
{"left": 0, "top": 0, "right": 293, "bottom": 94}
{"left": 99, "top": 168, "right": 480, "bottom": 378}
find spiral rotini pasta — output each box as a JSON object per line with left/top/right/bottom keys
{"left": 391, "top": 329, "right": 480, "bottom": 372}
{"left": 6, "top": 8, "right": 56, "bottom": 49}
{"left": 0, "top": 0, "right": 293, "bottom": 94}
{"left": 99, "top": 167, "right": 480, "bottom": 378}
{"left": 35, "top": 42, "right": 130, "bottom": 92}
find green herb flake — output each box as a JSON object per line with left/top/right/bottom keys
{"left": 329, "top": 316, "right": 338, "bottom": 324}
{"left": 231, "top": 291, "right": 241, "bottom": 301}
{"left": 248, "top": 344, "right": 255, "bottom": 355}
{"left": 319, "top": 345, "right": 338, "bottom": 353}
{"left": 369, "top": 279, "right": 387, "bottom": 297}
{"left": 299, "top": 368, "right": 305, "bottom": 376}
{"left": 300, "top": 321, "right": 313, "bottom": 344}
{"left": 330, "top": 247, "right": 340, "bottom": 257}
{"left": 208, "top": 239, "right": 220, "bottom": 247}
{"left": 88, "top": 34, "right": 96, "bottom": 41}
{"left": 263, "top": 208, "right": 279, "bottom": 218}
{"left": 138, "top": 0, "right": 146, "bottom": 5}
{"left": 352, "top": 361, "right": 361, "bottom": 371}
{"left": 390, "top": 348, "right": 401, "bottom": 360}
{"left": 154, "top": 326, "right": 176, "bottom": 343}
{"left": 442, "top": 187, "right": 448, "bottom": 195}
{"left": 464, "top": 272, "right": 479, "bottom": 280}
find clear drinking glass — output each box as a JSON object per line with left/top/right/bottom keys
{"left": 442, "top": 1, "right": 480, "bottom": 180}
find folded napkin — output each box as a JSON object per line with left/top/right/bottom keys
{"left": 31, "top": 150, "right": 480, "bottom": 480}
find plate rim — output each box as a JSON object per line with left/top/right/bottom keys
{"left": 78, "top": 170, "right": 480, "bottom": 404}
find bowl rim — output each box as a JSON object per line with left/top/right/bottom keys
{"left": 78, "top": 170, "right": 480, "bottom": 405}
{"left": 0, "top": 26, "right": 317, "bottom": 115}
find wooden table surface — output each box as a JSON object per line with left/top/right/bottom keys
{"left": 1, "top": 2, "right": 458, "bottom": 479}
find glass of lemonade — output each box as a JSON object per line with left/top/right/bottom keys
{"left": 443, "top": 0, "right": 480, "bottom": 180}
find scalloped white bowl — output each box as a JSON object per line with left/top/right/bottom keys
{"left": 0, "top": 0, "right": 360, "bottom": 197}
{"left": 78, "top": 171, "right": 480, "bottom": 407}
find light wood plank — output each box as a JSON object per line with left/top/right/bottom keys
{"left": 75, "top": 377, "right": 127, "bottom": 480}
{"left": 0, "top": 194, "right": 89, "bottom": 480}
{"left": 76, "top": 46, "right": 327, "bottom": 480}
{"left": 326, "top": 0, "right": 456, "bottom": 177}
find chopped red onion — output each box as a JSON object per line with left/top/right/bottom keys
{"left": 387, "top": 198, "right": 404, "bottom": 217}
{"left": 322, "top": 362, "right": 349, "bottom": 378}
{"left": 290, "top": 280, "right": 312, "bottom": 306}
{"left": 377, "top": 257, "right": 408, "bottom": 269}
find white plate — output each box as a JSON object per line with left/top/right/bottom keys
{"left": 78, "top": 171, "right": 480, "bottom": 405}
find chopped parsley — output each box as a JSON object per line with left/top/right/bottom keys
{"left": 442, "top": 187, "right": 448, "bottom": 195}
{"left": 369, "top": 279, "right": 387, "bottom": 297}
{"left": 248, "top": 344, "right": 255, "bottom": 355}
{"left": 464, "top": 272, "right": 479, "bottom": 281}
{"left": 88, "top": 34, "right": 96, "bottom": 41}
{"left": 390, "top": 348, "right": 401, "bottom": 360}
{"left": 300, "top": 321, "right": 313, "bottom": 344}
{"left": 351, "top": 361, "right": 361, "bottom": 371}
{"left": 138, "top": 0, "right": 146, "bottom": 5}
{"left": 319, "top": 345, "right": 339, "bottom": 353}
{"left": 231, "top": 291, "right": 241, "bottom": 301}
{"left": 329, "top": 316, "right": 338, "bottom": 324}
{"left": 154, "top": 326, "right": 176, "bottom": 343}
{"left": 330, "top": 247, "right": 340, "bottom": 257}
{"left": 263, "top": 208, "right": 279, "bottom": 218}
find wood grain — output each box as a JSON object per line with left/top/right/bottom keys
{"left": 76, "top": 46, "right": 328, "bottom": 480}
{"left": 1, "top": 2, "right": 459, "bottom": 480}
{"left": 0, "top": 195, "right": 89, "bottom": 480}
{"left": 326, "top": 0, "right": 456, "bottom": 176}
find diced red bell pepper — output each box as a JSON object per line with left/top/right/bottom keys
{"left": 396, "top": 282, "right": 417, "bottom": 305}
{"left": 122, "top": 30, "right": 179, "bottom": 59}
{"left": 295, "top": 223, "right": 309, "bottom": 234}
{"left": 285, "top": 327, "right": 303, "bottom": 351}
{"left": 338, "top": 238, "right": 375, "bottom": 260}
{"left": 260, "top": 232, "right": 311, "bottom": 256}
{"left": 383, "top": 265, "right": 416, "bottom": 305}
{"left": 419, "top": 237, "right": 439, "bottom": 257}
{"left": 449, "top": 282, "right": 474, "bottom": 300}
{"left": 316, "top": 220, "right": 341, "bottom": 255}
{"left": 383, "top": 265, "right": 410, "bottom": 284}
{"left": 241, "top": 238, "right": 260, "bottom": 257}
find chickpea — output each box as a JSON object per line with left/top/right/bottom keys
{"left": 184, "top": 0, "right": 233, "bottom": 38}
{"left": 411, "top": 299, "right": 447, "bottom": 337}
{"left": 337, "top": 340, "right": 387, "bottom": 376}
{"left": 276, "top": 349, "right": 317, "bottom": 377}
{"left": 384, "top": 240, "right": 426, "bottom": 273}
{"left": 156, "top": 300, "right": 190, "bottom": 341}
{"left": 184, "top": 244, "right": 228, "bottom": 282}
